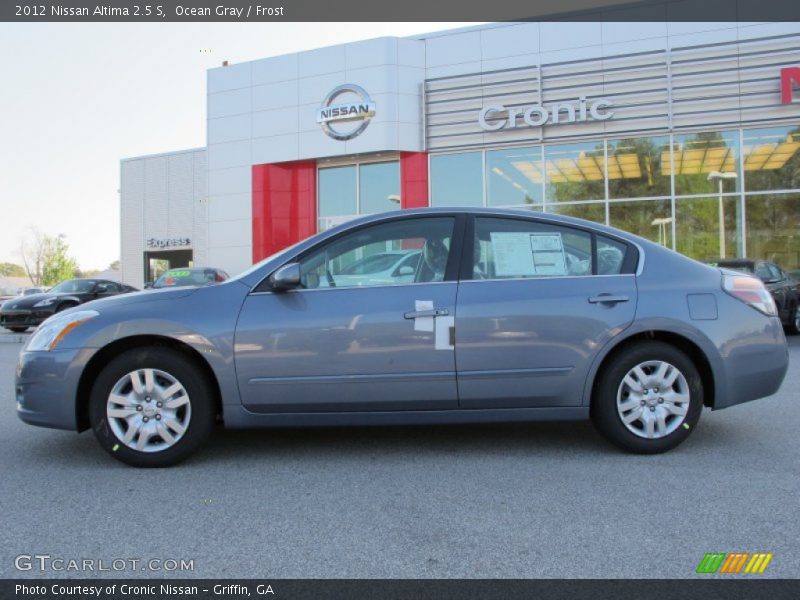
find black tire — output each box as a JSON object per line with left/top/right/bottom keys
{"left": 786, "top": 304, "right": 800, "bottom": 335}
{"left": 89, "top": 347, "right": 215, "bottom": 467}
{"left": 591, "top": 341, "right": 703, "bottom": 454}
{"left": 7, "top": 326, "right": 28, "bottom": 333}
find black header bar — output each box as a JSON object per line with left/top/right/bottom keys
{"left": 3, "top": 579, "right": 800, "bottom": 600}
{"left": 2, "top": 0, "right": 800, "bottom": 23}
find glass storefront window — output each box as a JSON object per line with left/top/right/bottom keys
{"left": 609, "top": 199, "right": 672, "bottom": 247}
{"left": 486, "top": 145, "right": 544, "bottom": 207}
{"left": 675, "top": 196, "right": 741, "bottom": 262}
{"left": 547, "top": 202, "right": 606, "bottom": 224}
{"left": 742, "top": 126, "right": 800, "bottom": 192}
{"left": 430, "top": 152, "right": 483, "bottom": 207}
{"left": 668, "top": 130, "right": 740, "bottom": 196}
{"left": 360, "top": 161, "right": 401, "bottom": 214}
{"left": 607, "top": 136, "right": 671, "bottom": 199}
{"left": 745, "top": 194, "right": 800, "bottom": 270}
{"left": 318, "top": 165, "right": 357, "bottom": 218}
{"left": 544, "top": 142, "right": 605, "bottom": 203}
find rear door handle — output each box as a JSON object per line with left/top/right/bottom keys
{"left": 588, "top": 294, "right": 630, "bottom": 305}
{"left": 404, "top": 308, "right": 449, "bottom": 319}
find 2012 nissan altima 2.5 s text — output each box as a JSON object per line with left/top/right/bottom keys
{"left": 15, "top": 208, "right": 789, "bottom": 467}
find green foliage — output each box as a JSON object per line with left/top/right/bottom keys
{"left": 0, "top": 262, "right": 26, "bottom": 277}
{"left": 41, "top": 236, "right": 79, "bottom": 287}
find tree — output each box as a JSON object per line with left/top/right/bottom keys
{"left": 41, "top": 236, "right": 79, "bottom": 287}
{"left": 107, "top": 260, "right": 121, "bottom": 271}
{"left": 18, "top": 228, "right": 47, "bottom": 286}
{"left": 0, "top": 262, "right": 26, "bottom": 277}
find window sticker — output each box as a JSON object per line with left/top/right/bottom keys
{"left": 489, "top": 232, "right": 568, "bottom": 277}
{"left": 529, "top": 233, "right": 567, "bottom": 276}
{"left": 413, "top": 299, "right": 434, "bottom": 332}
{"left": 490, "top": 232, "right": 537, "bottom": 276}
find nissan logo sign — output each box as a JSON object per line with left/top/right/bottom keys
{"left": 316, "top": 84, "right": 376, "bottom": 141}
{"left": 479, "top": 96, "right": 614, "bottom": 131}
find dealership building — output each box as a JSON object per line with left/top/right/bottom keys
{"left": 120, "top": 20, "right": 800, "bottom": 287}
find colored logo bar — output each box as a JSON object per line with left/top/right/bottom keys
{"left": 696, "top": 552, "right": 773, "bottom": 574}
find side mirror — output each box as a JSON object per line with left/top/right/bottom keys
{"left": 269, "top": 263, "right": 302, "bottom": 291}
{"left": 398, "top": 266, "right": 415, "bottom": 276}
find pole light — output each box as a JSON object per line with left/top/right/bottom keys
{"left": 651, "top": 217, "right": 673, "bottom": 247}
{"left": 707, "top": 171, "right": 738, "bottom": 258}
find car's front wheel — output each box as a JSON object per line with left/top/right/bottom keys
{"left": 591, "top": 341, "right": 703, "bottom": 454}
{"left": 89, "top": 347, "right": 215, "bottom": 467}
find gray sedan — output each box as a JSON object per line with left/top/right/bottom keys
{"left": 15, "top": 209, "right": 789, "bottom": 467}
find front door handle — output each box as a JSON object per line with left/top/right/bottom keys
{"left": 588, "top": 294, "right": 630, "bottom": 305}
{"left": 404, "top": 308, "right": 449, "bottom": 319}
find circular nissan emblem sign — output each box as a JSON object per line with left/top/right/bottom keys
{"left": 316, "top": 84, "right": 376, "bottom": 141}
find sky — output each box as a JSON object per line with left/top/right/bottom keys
{"left": 0, "top": 22, "right": 475, "bottom": 271}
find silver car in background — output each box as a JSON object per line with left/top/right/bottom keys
{"left": 15, "top": 208, "right": 788, "bottom": 467}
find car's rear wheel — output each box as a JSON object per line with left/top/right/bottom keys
{"left": 592, "top": 341, "right": 703, "bottom": 454}
{"left": 7, "top": 326, "right": 28, "bottom": 333}
{"left": 89, "top": 347, "right": 214, "bottom": 467}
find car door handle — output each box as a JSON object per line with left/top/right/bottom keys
{"left": 588, "top": 294, "right": 630, "bottom": 305}
{"left": 404, "top": 308, "right": 449, "bottom": 319}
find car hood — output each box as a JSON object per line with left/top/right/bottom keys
{"left": 83, "top": 287, "right": 199, "bottom": 311}
{"left": 0, "top": 293, "right": 61, "bottom": 310}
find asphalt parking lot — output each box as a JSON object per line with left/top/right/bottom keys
{"left": 1, "top": 332, "right": 798, "bottom": 579}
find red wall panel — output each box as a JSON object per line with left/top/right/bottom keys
{"left": 252, "top": 160, "right": 317, "bottom": 263}
{"left": 400, "top": 151, "right": 429, "bottom": 209}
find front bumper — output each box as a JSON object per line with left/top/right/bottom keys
{"left": 1, "top": 309, "right": 50, "bottom": 329}
{"left": 15, "top": 347, "right": 91, "bottom": 431}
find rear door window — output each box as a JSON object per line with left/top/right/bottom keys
{"left": 472, "top": 217, "right": 633, "bottom": 280}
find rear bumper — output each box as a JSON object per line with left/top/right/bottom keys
{"left": 15, "top": 347, "right": 89, "bottom": 431}
{"left": 714, "top": 318, "right": 789, "bottom": 409}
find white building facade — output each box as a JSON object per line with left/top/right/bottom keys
{"left": 121, "top": 21, "right": 800, "bottom": 284}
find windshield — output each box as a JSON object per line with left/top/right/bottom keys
{"left": 153, "top": 269, "right": 214, "bottom": 288}
{"left": 229, "top": 239, "right": 307, "bottom": 281}
{"left": 719, "top": 263, "right": 754, "bottom": 274}
{"left": 48, "top": 280, "right": 95, "bottom": 294}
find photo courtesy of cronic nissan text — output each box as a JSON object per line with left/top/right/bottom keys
{"left": 1, "top": 1, "right": 799, "bottom": 599}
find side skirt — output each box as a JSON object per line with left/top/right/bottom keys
{"left": 223, "top": 406, "right": 589, "bottom": 429}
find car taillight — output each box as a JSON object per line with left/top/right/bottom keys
{"left": 722, "top": 273, "right": 777, "bottom": 317}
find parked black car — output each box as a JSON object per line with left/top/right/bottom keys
{"left": 0, "top": 279, "right": 137, "bottom": 333}
{"left": 151, "top": 267, "right": 230, "bottom": 289}
{"left": 714, "top": 259, "right": 800, "bottom": 334}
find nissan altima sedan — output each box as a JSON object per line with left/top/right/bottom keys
{"left": 15, "top": 209, "right": 788, "bottom": 467}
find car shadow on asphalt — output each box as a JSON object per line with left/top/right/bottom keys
{"left": 194, "top": 421, "right": 620, "bottom": 466}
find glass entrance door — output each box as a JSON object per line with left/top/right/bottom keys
{"left": 317, "top": 159, "right": 400, "bottom": 231}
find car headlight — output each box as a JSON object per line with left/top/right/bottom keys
{"left": 33, "top": 297, "right": 57, "bottom": 308}
{"left": 25, "top": 310, "right": 99, "bottom": 352}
